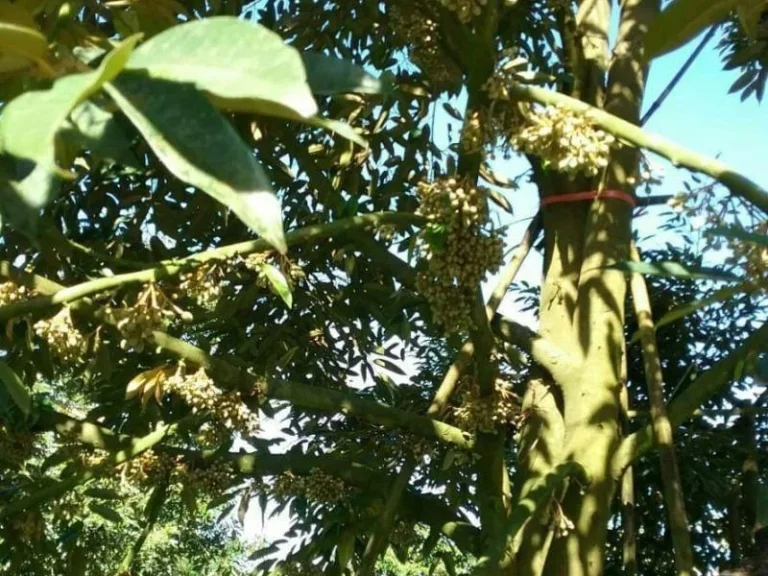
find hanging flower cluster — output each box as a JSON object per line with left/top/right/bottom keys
{"left": 453, "top": 379, "right": 521, "bottom": 433}
{"left": 178, "top": 461, "right": 234, "bottom": 494}
{"left": 390, "top": 3, "right": 462, "bottom": 90}
{"left": 415, "top": 177, "right": 504, "bottom": 332}
{"left": 178, "top": 261, "right": 230, "bottom": 311}
{"left": 118, "top": 449, "right": 175, "bottom": 484}
{"left": 438, "top": 0, "right": 487, "bottom": 23}
{"left": 0, "top": 281, "right": 31, "bottom": 306}
{"left": 163, "top": 365, "right": 260, "bottom": 436}
{"left": 99, "top": 284, "right": 191, "bottom": 351}
{"left": 272, "top": 468, "right": 349, "bottom": 504}
{"left": 510, "top": 105, "right": 615, "bottom": 176}
{"left": 33, "top": 307, "right": 88, "bottom": 364}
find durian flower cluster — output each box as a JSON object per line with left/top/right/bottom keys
{"left": 33, "top": 307, "right": 88, "bottom": 364}
{"left": 0, "top": 281, "right": 31, "bottom": 306}
{"left": 99, "top": 284, "right": 191, "bottom": 351}
{"left": 438, "top": 0, "right": 487, "bottom": 23}
{"left": 164, "top": 366, "right": 260, "bottom": 437}
{"left": 415, "top": 177, "right": 504, "bottom": 332}
{"left": 272, "top": 468, "right": 349, "bottom": 504}
{"left": 390, "top": 3, "right": 462, "bottom": 90}
{"left": 510, "top": 105, "right": 615, "bottom": 177}
{"left": 453, "top": 379, "right": 521, "bottom": 433}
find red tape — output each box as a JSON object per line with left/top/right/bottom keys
{"left": 540, "top": 190, "right": 637, "bottom": 208}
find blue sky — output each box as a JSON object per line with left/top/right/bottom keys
{"left": 245, "top": 24, "right": 766, "bottom": 553}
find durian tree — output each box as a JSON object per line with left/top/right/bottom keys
{"left": 0, "top": 1, "right": 766, "bottom": 575}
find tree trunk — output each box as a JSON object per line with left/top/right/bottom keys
{"left": 508, "top": 1, "right": 660, "bottom": 574}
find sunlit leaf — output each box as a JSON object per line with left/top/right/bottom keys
{"left": 0, "top": 35, "right": 140, "bottom": 233}
{"left": 106, "top": 73, "right": 287, "bottom": 253}
{"left": 125, "top": 16, "right": 317, "bottom": 118}
{"left": 259, "top": 263, "right": 293, "bottom": 308}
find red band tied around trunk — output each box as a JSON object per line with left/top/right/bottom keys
{"left": 540, "top": 190, "right": 637, "bottom": 208}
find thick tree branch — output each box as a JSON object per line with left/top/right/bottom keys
{"left": 501, "top": 82, "right": 768, "bottom": 213}
{"left": 614, "top": 322, "right": 768, "bottom": 477}
{"left": 491, "top": 314, "right": 580, "bottom": 387}
{"left": 0, "top": 212, "right": 424, "bottom": 322}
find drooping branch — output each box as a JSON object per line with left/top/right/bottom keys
{"left": 614, "top": 322, "right": 768, "bottom": 477}
{"left": 502, "top": 82, "right": 768, "bottom": 213}
{"left": 0, "top": 211, "right": 423, "bottom": 322}
{"left": 25, "top": 407, "right": 482, "bottom": 556}
{"left": 629, "top": 244, "right": 694, "bottom": 575}
{"left": 229, "top": 452, "right": 483, "bottom": 555}
{"left": 490, "top": 313, "right": 580, "bottom": 387}
{"left": 0, "top": 264, "right": 475, "bottom": 451}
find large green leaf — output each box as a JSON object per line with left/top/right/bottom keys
{"left": 300, "top": 52, "right": 383, "bottom": 95}
{"left": 608, "top": 260, "right": 741, "bottom": 282}
{"left": 0, "top": 1, "right": 47, "bottom": 73}
{"left": 124, "top": 16, "right": 317, "bottom": 118}
{"left": 0, "top": 359, "right": 31, "bottom": 415}
{"left": 0, "top": 35, "right": 140, "bottom": 233}
{"left": 644, "top": 0, "right": 759, "bottom": 59}
{"left": 106, "top": 73, "right": 286, "bottom": 253}
{"left": 0, "top": 34, "right": 140, "bottom": 167}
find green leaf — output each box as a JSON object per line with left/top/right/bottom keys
{"left": 89, "top": 502, "right": 123, "bottom": 523}
{"left": 0, "top": 359, "right": 31, "bottom": 415}
{"left": 0, "top": 34, "right": 140, "bottom": 233}
{"left": 125, "top": 16, "right": 317, "bottom": 118}
{"left": 259, "top": 263, "right": 293, "bottom": 308}
{"left": 607, "top": 260, "right": 741, "bottom": 282}
{"left": 60, "top": 101, "right": 140, "bottom": 169}
{"left": 645, "top": 0, "right": 744, "bottom": 60}
{"left": 0, "top": 1, "right": 48, "bottom": 74}
{"left": 0, "top": 33, "right": 141, "bottom": 167}
{"left": 300, "top": 52, "right": 382, "bottom": 95}
{"left": 106, "top": 73, "right": 286, "bottom": 253}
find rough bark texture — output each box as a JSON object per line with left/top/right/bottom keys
{"left": 510, "top": 1, "right": 660, "bottom": 574}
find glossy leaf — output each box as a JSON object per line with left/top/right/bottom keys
{"left": 0, "top": 359, "right": 30, "bottom": 415}
{"left": 0, "top": 34, "right": 140, "bottom": 167}
{"left": 106, "top": 73, "right": 287, "bottom": 253}
{"left": 125, "top": 16, "right": 317, "bottom": 118}
{"left": 61, "top": 101, "right": 139, "bottom": 169}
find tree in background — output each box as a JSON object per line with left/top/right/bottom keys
{"left": 0, "top": 0, "right": 766, "bottom": 575}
